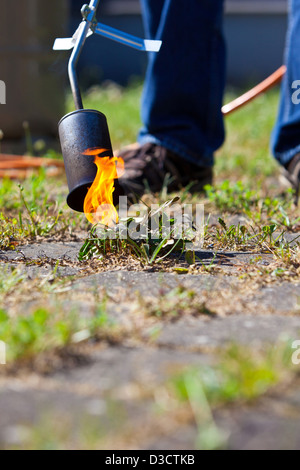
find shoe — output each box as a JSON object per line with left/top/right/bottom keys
{"left": 115, "top": 142, "right": 213, "bottom": 201}
{"left": 283, "top": 153, "right": 300, "bottom": 204}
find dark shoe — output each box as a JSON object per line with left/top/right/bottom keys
{"left": 115, "top": 142, "right": 213, "bottom": 201}
{"left": 283, "top": 153, "right": 300, "bottom": 204}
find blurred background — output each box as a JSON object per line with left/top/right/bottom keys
{"left": 0, "top": 0, "right": 288, "bottom": 152}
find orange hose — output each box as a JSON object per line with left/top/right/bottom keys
{"left": 0, "top": 154, "right": 64, "bottom": 179}
{"left": 0, "top": 154, "right": 64, "bottom": 167}
{"left": 222, "top": 65, "right": 287, "bottom": 116}
{"left": 0, "top": 168, "right": 62, "bottom": 179}
{"left": 0, "top": 160, "right": 64, "bottom": 169}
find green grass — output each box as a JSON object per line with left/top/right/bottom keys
{"left": 0, "top": 81, "right": 299, "bottom": 366}
{"left": 1, "top": 82, "right": 298, "bottom": 274}
{"left": 0, "top": 82, "right": 299, "bottom": 451}
{"left": 217, "top": 89, "right": 280, "bottom": 180}
{"left": 71, "top": 83, "right": 300, "bottom": 261}
{"left": 79, "top": 197, "right": 195, "bottom": 265}
{"left": 0, "top": 294, "right": 112, "bottom": 365}
{"left": 0, "top": 170, "right": 86, "bottom": 249}
{"left": 0, "top": 83, "right": 288, "bottom": 249}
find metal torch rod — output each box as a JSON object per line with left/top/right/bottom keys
{"left": 68, "top": 0, "right": 101, "bottom": 110}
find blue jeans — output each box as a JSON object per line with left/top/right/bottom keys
{"left": 138, "top": 0, "right": 226, "bottom": 168}
{"left": 272, "top": 0, "right": 300, "bottom": 167}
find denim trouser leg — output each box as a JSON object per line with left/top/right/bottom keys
{"left": 271, "top": 0, "right": 300, "bottom": 167}
{"left": 138, "top": 0, "right": 226, "bottom": 168}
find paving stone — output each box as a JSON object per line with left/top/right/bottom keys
{"left": 157, "top": 315, "right": 300, "bottom": 349}
{"left": 1, "top": 240, "right": 300, "bottom": 449}
{"left": 76, "top": 271, "right": 231, "bottom": 297}
{"left": 1, "top": 243, "right": 273, "bottom": 277}
{"left": 0, "top": 242, "right": 82, "bottom": 263}
{"left": 0, "top": 346, "right": 209, "bottom": 448}
{"left": 215, "top": 382, "right": 300, "bottom": 450}
{"left": 1, "top": 346, "right": 300, "bottom": 449}
{"left": 248, "top": 283, "right": 300, "bottom": 313}
{"left": 51, "top": 346, "right": 210, "bottom": 391}
{"left": 0, "top": 242, "right": 85, "bottom": 277}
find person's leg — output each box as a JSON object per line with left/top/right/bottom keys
{"left": 117, "top": 0, "right": 226, "bottom": 200}
{"left": 138, "top": 0, "right": 226, "bottom": 168}
{"left": 271, "top": 0, "right": 300, "bottom": 167}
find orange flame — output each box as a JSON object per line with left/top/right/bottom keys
{"left": 83, "top": 148, "right": 124, "bottom": 227}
